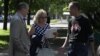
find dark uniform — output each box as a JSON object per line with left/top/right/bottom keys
{"left": 67, "top": 15, "right": 93, "bottom": 56}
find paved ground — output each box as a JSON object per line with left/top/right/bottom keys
{"left": 0, "top": 38, "right": 67, "bottom": 56}
{"left": 0, "top": 23, "right": 10, "bottom": 29}
{"left": 0, "top": 38, "right": 94, "bottom": 56}
{"left": 0, "top": 49, "right": 8, "bottom": 56}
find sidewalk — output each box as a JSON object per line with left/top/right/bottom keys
{"left": 0, "top": 53, "right": 8, "bottom": 56}
{"left": 0, "top": 49, "right": 8, "bottom": 56}
{"left": 0, "top": 37, "right": 92, "bottom": 56}
{"left": 0, "top": 38, "right": 66, "bottom": 56}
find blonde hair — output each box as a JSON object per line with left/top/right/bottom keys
{"left": 33, "top": 9, "right": 47, "bottom": 24}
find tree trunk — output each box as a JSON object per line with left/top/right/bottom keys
{"left": 3, "top": 0, "right": 9, "bottom": 30}
{"left": 27, "top": 0, "right": 32, "bottom": 25}
{"left": 27, "top": 10, "right": 31, "bottom": 25}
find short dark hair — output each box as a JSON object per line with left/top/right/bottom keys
{"left": 69, "top": 1, "right": 80, "bottom": 10}
{"left": 17, "top": 2, "right": 29, "bottom": 11}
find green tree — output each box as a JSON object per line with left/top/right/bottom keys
{"left": 78, "top": 0, "right": 100, "bottom": 31}
{"left": 2, "top": 0, "right": 68, "bottom": 26}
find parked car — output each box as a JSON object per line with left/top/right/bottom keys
{"left": 0, "top": 15, "right": 4, "bottom": 22}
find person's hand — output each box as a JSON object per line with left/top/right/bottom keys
{"left": 59, "top": 47, "right": 65, "bottom": 52}
{"left": 27, "top": 28, "right": 29, "bottom": 31}
{"left": 53, "top": 32, "right": 58, "bottom": 38}
{"left": 56, "top": 47, "right": 65, "bottom": 56}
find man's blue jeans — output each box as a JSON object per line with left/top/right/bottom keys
{"left": 67, "top": 42, "right": 88, "bottom": 56}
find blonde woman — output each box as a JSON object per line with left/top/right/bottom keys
{"left": 28, "top": 9, "right": 50, "bottom": 56}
